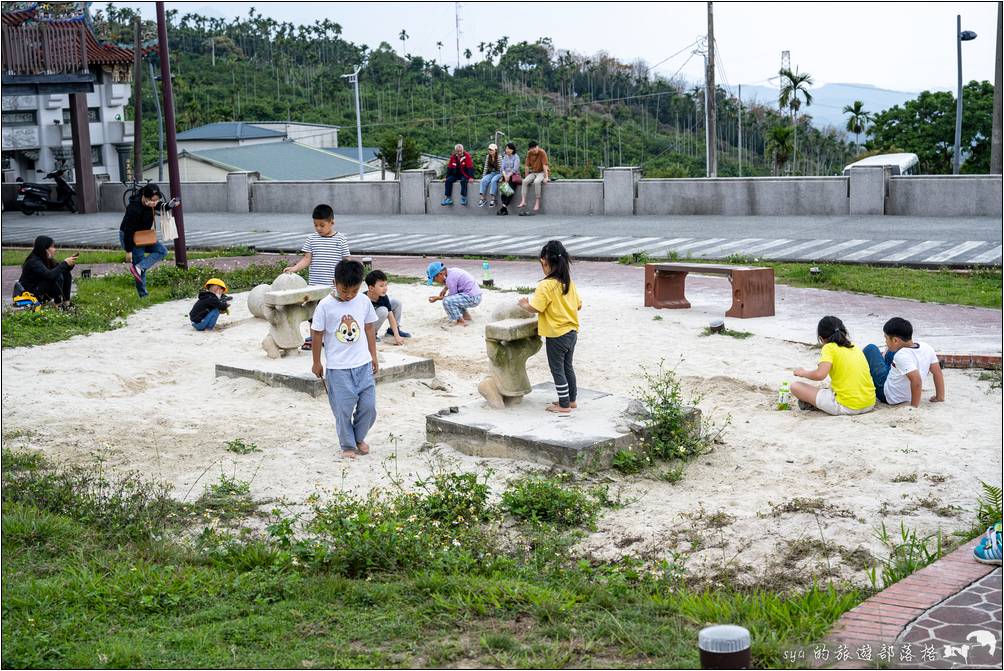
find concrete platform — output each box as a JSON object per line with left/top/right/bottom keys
{"left": 426, "top": 383, "right": 649, "bottom": 468}
{"left": 216, "top": 350, "right": 435, "bottom": 397}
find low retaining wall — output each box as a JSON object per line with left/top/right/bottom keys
{"left": 887, "top": 175, "right": 1003, "bottom": 217}
{"left": 98, "top": 181, "right": 229, "bottom": 213}
{"left": 424, "top": 179, "right": 603, "bottom": 216}
{"left": 252, "top": 180, "right": 400, "bottom": 214}
{"left": 636, "top": 177, "right": 849, "bottom": 216}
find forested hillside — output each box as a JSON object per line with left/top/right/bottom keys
{"left": 94, "top": 4, "right": 857, "bottom": 178}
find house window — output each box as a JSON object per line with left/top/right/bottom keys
{"left": 2, "top": 110, "right": 37, "bottom": 126}
{"left": 62, "top": 107, "right": 101, "bottom": 124}
{"left": 91, "top": 146, "right": 103, "bottom": 166}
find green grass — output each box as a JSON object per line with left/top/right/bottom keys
{"left": 2, "top": 262, "right": 300, "bottom": 349}
{"left": 2, "top": 246, "right": 257, "bottom": 266}
{"left": 626, "top": 256, "right": 1002, "bottom": 309}
{"left": 2, "top": 448, "right": 866, "bottom": 668}
{"left": 700, "top": 327, "right": 754, "bottom": 339}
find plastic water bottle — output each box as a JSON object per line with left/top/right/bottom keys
{"left": 482, "top": 260, "right": 494, "bottom": 287}
{"left": 777, "top": 381, "right": 791, "bottom": 410}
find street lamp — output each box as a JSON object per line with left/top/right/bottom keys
{"left": 954, "top": 16, "right": 978, "bottom": 175}
{"left": 342, "top": 67, "right": 365, "bottom": 181}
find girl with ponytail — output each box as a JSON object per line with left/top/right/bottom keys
{"left": 791, "top": 316, "right": 876, "bottom": 415}
{"left": 519, "top": 240, "right": 582, "bottom": 413}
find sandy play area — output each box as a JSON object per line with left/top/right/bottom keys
{"left": 2, "top": 274, "right": 1001, "bottom": 586}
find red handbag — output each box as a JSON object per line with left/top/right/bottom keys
{"left": 509, "top": 173, "right": 522, "bottom": 186}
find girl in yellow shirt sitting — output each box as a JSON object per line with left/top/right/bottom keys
{"left": 792, "top": 316, "right": 876, "bottom": 415}
{"left": 519, "top": 240, "right": 582, "bottom": 414}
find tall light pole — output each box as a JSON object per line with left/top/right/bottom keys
{"left": 953, "top": 15, "right": 978, "bottom": 175}
{"left": 342, "top": 67, "right": 365, "bottom": 180}
{"left": 156, "top": 1, "right": 187, "bottom": 268}
{"left": 148, "top": 60, "right": 164, "bottom": 181}
{"left": 706, "top": 1, "right": 717, "bottom": 177}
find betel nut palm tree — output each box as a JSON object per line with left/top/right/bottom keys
{"left": 842, "top": 100, "right": 872, "bottom": 150}
{"left": 766, "top": 125, "right": 795, "bottom": 176}
{"left": 778, "top": 67, "right": 814, "bottom": 174}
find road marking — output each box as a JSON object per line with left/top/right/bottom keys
{"left": 879, "top": 240, "right": 944, "bottom": 263}
{"left": 767, "top": 239, "right": 833, "bottom": 259}
{"left": 487, "top": 236, "right": 559, "bottom": 254}
{"left": 740, "top": 238, "right": 794, "bottom": 255}
{"left": 429, "top": 235, "right": 508, "bottom": 252}
{"left": 808, "top": 239, "right": 870, "bottom": 259}
{"left": 923, "top": 240, "right": 985, "bottom": 263}
{"left": 645, "top": 238, "right": 694, "bottom": 255}
{"left": 840, "top": 239, "right": 906, "bottom": 261}
{"left": 476, "top": 235, "right": 553, "bottom": 253}
{"left": 370, "top": 235, "right": 457, "bottom": 251}
{"left": 690, "top": 238, "right": 762, "bottom": 257}
{"left": 969, "top": 245, "right": 1003, "bottom": 264}
{"left": 670, "top": 238, "right": 727, "bottom": 253}
{"left": 559, "top": 237, "right": 632, "bottom": 253}
{"left": 588, "top": 237, "right": 665, "bottom": 255}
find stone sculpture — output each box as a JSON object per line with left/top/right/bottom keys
{"left": 255, "top": 273, "right": 332, "bottom": 358}
{"left": 477, "top": 302, "right": 542, "bottom": 409}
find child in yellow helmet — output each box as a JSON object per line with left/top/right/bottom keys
{"left": 189, "top": 278, "right": 232, "bottom": 331}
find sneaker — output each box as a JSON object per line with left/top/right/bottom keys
{"left": 441, "top": 197, "right": 453, "bottom": 206}
{"left": 478, "top": 199, "right": 486, "bottom": 208}
{"left": 461, "top": 196, "right": 468, "bottom": 206}
{"left": 387, "top": 328, "right": 411, "bottom": 338}
{"left": 127, "top": 263, "right": 143, "bottom": 282}
{"left": 489, "top": 199, "right": 496, "bottom": 207}
{"left": 974, "top": 521, "right": 1002, "bottom": 565}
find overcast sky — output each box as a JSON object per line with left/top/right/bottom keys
{"left": 108, "top": 2, "right": 999, "bottom": 92}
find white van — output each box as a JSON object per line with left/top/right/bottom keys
{"left": 842, "top": 153, "right": 919, "bottom": 176}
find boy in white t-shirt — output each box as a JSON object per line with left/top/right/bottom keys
{"left": 311, "top": 259, "right": 379, "bottom": 458}
{"left": 862, "top": 317, "right": 945, "bottom": 408}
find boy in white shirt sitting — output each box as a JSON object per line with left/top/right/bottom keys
{"left": 863, "top": 317, "right": 945, "bottom": 408}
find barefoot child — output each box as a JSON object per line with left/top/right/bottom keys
{"left": 311, "top": 260, "right": 379, "bottom": 458}
{"left": 365, "top": 269, "right": 411, "bottom": 345}
{"left": 862, "top": 317, "right": 945, "bottom": 408}
{"left": 284, "top": 204, "right": 351, "bottom": 349}
{"left": 791, "top": 316, "right": 876, "bottom": 415}
{"left": 427, "top": 261, "right": 482, "bottom": 326}
{"left": 519, "top": 240, "right": 582, "bottom": 413}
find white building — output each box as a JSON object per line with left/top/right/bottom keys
{"left": 2, "top": 82, "right": 134, "bottom": 183}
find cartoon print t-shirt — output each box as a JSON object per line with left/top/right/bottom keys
{"left": 312, "top": 292, "right": 377, "bottom": 370}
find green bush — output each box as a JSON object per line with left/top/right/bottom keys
{"left": 635, "top": 361, "right": 712, "bottom": 462}
{"left": 501, "top": 475, "right": 600, "bottom": 528}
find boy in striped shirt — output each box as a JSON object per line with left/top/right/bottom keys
{"left": 284, "top": 203, "right": 351, "bottom": 348}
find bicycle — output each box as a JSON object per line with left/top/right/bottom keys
{"left": 122, "top": 176, "right": 153, "bottom": 209}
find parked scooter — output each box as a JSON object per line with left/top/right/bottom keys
{"left": 15, "top": 163, "right": 77, "bottom": 215}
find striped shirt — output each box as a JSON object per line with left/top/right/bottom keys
{"left": 301, "top": 232, "right": 351, "bottom": 286}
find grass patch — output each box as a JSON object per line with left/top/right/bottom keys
{"left": 621, "top": 254, "right": 1002, "bottom": 308}
{"left": 501, "top": 473, "right": 601, "bottom": 529}
{"left": 977, "top": 367, "right": 1003, "bottom": 391}
{"left": 225, "top": 438, "right": 261, "bottom": 455}
{"left": 2, "top": 261, "right": 301, "bottom": 349}
{"left": 1, "top": 448, "right": 866, "bottom": 668}
{"left": 1, "top": 246, "right": 256, "bottom": 266}
{"left": 891, "top": 473, "right": 917, "bottom": 483}
{"left": 700, "top": 326, "right": 754, "bottom": 339}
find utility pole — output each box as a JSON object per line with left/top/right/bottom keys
{"left": 991, "top": 1, "right": 1002, "bottom": 174}
{"left": 132, "top": 16, "right": 143, "bottom": 181}
{"left": 455, "top": 2, "right": 462, "bottom": 70}
{"left": 156, "top": 1, "right": 187, "bottom": 269}
{"left": 738, "top": 83, "right": 743, "bottom": 177}
{"left": 954, "top": 15, "right": 978, "bottom": 174}
{"left": 706, "top": 1, "right": 717, "bottom": 177}
{"left": 148, "top": 60, "right": 164, "bottom": 181}
{"left": 342, "top": 67, "right": 365, "bottom": 180}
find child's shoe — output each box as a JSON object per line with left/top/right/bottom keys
{"left": 461, "top": 196, "right": 468, "bottom": 206}
{"left": 478, "top": 198, "right": 486, "bottom": 207}
{"left": 441, "top": 197, "right": 453, "bottom": 206}
{"left": 974, "top": 521, "right": 1002, "bottom": 565}
{"left": 387, "top": 328, "right": 412, "bottom": 338}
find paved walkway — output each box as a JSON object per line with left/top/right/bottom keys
{"left": 2, "top": 213, "right": 1001, "bottom": 267}
{"left": 828, "top": 541, "right": 1002, "bottom": 669}
{"left": 4, "top": 253, "right": 1000, "bottom": 355}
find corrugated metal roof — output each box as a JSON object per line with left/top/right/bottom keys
{"left": 177, "top": 122, "right": 286, "bottom": 141}
{"left": 187, "top": 142, "right": 379, "bottom": 180}
{"left": 322, "top": 146, "right": 380, "bottom": 163}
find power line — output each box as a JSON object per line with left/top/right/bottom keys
{"left": 646, "top": 38, "right": 702, "bottom": 74}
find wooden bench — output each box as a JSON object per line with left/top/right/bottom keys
{"left": 644, "top": 263, "right": 775, "bottom": 319}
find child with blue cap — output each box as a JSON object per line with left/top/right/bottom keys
{"left": 427, "top": 261, "right": 482, "bottom": 326}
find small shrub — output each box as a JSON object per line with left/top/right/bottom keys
{"left": 658, "top": 464, "right": 686, "bottom": 484}
{"left": 414, "top": 471, "right": 493, "bottom": 524}
{"left": 501, "top": 475, "right": 600, "bottom": 528}
{"left": 977, "top": 367, "right": 1002, "bottom": 391}
{"left": 700, "top": 327, "right": 753, "bottom": 339}
{"left": 868, "top": 521, "right": 943, "bottom": 589}
{"left": 617, "top": 251, "right": 652, "bottom": 265}
{"left": 634, "top": 361, "right": 711, "bottom": 462}
{"left": 891, "top": 473, "right": 917, "bottom": 483}
{"left": 612, "top": 450, "right": 647, "bottom": 474}
{"left": 225, "top": 438, "right": 261, "bottom": 455}
{"left": 973, "top": 481, "right": 1003, "bottom": 535}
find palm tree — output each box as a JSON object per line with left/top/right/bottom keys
{"left": 398, "top": 29, "right": 409, "bottom": 57}
{"left": 778, "top": 67, "right": 814, "bottom": 174}
{"left": 436, "top": 40, "right": 444, "bottom": 64}
{"left": 464, "top": 48, "right": 472, "bottom": 64}
{"left": 842, "top": 100, "right": 871, "bottom": 150}
{"left": 765, "top": 125, "right": 795, "bottom": 176}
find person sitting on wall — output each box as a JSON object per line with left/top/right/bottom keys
{"left": 441, "top": 144, "right": 474, "bottom": 207}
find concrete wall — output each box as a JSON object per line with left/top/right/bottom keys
{"left": 98, "top": 181, "right": 228, "bottom": 213}
{"left": 252, "top": 180, "right": 400, "bottom": 214}
{"left": 636, "top": 177, "right": 849, "bottom": 215}
{"left": 424, "top": 179, "right": 603, "bottom": 215}
{"left": 887, "top": 175, "right": 1003, "bottom": 217}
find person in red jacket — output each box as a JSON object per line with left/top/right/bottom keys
{"left": 441, "top": 144, "right": 474, "bottom": 206}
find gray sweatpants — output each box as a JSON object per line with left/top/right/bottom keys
{"left": 545, "top": 330, "right": 577, "bottom": 408}
{"left": 373, "top": 297, "right": 403, "bottom": 334}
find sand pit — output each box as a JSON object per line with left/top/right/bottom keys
{"left": 2, "top": 278, "right": 1001, "bottom": 586}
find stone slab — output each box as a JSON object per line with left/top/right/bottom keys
{"left": 426, "top": 383, "right": 647, "bottom": 468}
{"left": 263, "top": 285, "right": 332, "bottom": 306}
{"left": 216, "top": 351, "right": 435, "bottom": 397}
{"left": 485, "top": 317, "right": 538, "bottom": 341}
